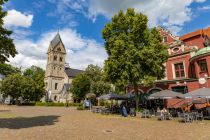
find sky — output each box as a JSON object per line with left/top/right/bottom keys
{"left": 3, "top": 0, "right": 210, "bottom": 70}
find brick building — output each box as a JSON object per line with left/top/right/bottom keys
{"left": 126, "top": 27, "right": 210, "bottom": 106}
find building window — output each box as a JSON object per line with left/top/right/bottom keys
{"left": 174, "top": 62, "right": 185, "bottom": 78}
{"left": 57, "top": 48, "right": 61, "bottom": 51}
{"left": 55, "top": 83, "right": 58, "bottom": 90}
{"left": 60, "top": 57, "right": 63, "bottom": 62}
{"left": 190, "top": 64, "right": 196, "bottom": 78}
{"left": 54, "top": 95, "right": 57, "bottom": 101}
{"left": 163, "top": 36, "right": 168, "bottom": 43}
{"left": 172, "top": 47, "right": 180, "bottom": 53}
{"left": 198, "top": 59, "right": 208, "bottom": 73}
{"left": 54, "top": 55, "right": 57, "bottom": 61}
{"left": 172, "top": 86, "right": 188, "bottom": 94}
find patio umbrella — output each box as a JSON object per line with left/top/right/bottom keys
{"left": 97, "top": 92, "right": 127, "bottom": 100}
{"left": 148, "top": 90, "right": 184, "bottom": 100}
{"left": 123, "top": 93, "right": 135, "bottom": 99}
{"left": 184, "top": 88, "right": 210, "bottom": 99}
{"left": 184, "top": 88, "right": 210, "bottom": 109}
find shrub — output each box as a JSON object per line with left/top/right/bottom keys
{"left": 19, "top": 102, "right": 36, "bottom": 106}
{"left": 35, "top": 102, "right": 82, "bottom": 107}
{"left": 77, "top": 105, "right": 84, "bottom": 110}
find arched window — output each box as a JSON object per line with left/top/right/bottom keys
{"left": 57, "top": 48, "right": 61, "bottom": 51}
{"left": 55, "top": 83, "right": 58, "bottom": 90}
{"left": 54, "top": 95, "right": 57, "bottom": 101}
{"left": 54, "top": 55, "right": 57, "bottom": 61}
{"left": 60, "top": 57, "right": 63, "bottom": 62}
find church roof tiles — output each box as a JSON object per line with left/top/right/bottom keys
{"left": 64, "top": 67, "right": 84, "bottom": 77}
{"left": 50, "top": 33, "right": 63, "bottom": 49}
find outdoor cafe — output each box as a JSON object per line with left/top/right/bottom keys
{"left": 90, "top": 88, "right": 210, "bottom": 123}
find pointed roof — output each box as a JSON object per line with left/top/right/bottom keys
{"left": 50, "top": 33, "right": 63, "bottom": 49}
{"left": 47, "top": 33, "right": 66, "bottom": 54}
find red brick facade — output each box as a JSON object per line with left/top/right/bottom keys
{"left": 126, "top": 27, "right": 210, "bottom": 107}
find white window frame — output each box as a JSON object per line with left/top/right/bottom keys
{"left": 172, "top": 61, "right": 186, "bottom": 79}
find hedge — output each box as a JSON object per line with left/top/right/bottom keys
{"left": 35, "top": 102, "right": 82, "bottom": 107}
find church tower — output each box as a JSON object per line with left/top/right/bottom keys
{"left": 44, "top": 33, "right": 66, "bottom": 100}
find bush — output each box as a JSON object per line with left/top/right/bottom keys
{"left": 19, "top": 102, "right": 36, "bottom": 106}
{"left": 35, "top": 102, "right": 82, "bottom": 107}
{"left": 77, "top": 105, "right": 84, "bottom": 110}
{"left": 68, "top": 103, "right": 83, "bottom": 106}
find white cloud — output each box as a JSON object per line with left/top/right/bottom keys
{"left": 9, "top": 28, "right": 107, "bottom": 70}
{"left": 195, "top": 0, "right": 206, "bottom": 2}
{"left": 51, "top": 0, "right": 205, "bottom": 35}
{"left": 198, "top": 5, "right": 210, "bottom": 10}
{"left": 86, "top": 0, "right": 196, "bottom": 35}
{"left": 47, "top": 0, "right": 87, "bottom": 27}
{"left": 3, "top": 9, "right": 33, "bottom": 28}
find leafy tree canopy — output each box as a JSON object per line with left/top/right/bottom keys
{"left": 0, "top": 0, "right": 17, "bottom": 63}
{"left": 1, "top": 74, "right": 38, "bottom": 101}
{"left": 71, "top": 73, "right": 90, "bottom": 100}
{"left": 23, "top": 65, "right": 45, "bottom": 101}
{"left": 85, "top": 64, "right": 111, "bottom": 96}
{"left": 85, "top": 64, "right": 102, "bottom": 82}
{"left": 103, "top": 8, "right": 168, "bottom": 90}
{"left": 24, "top": 65, "right": 45, "bottom": 82}
{"left": 0, "top": 63, "right": 21, "bottom": 76}
{"left": 71, "top": 64, "right": 111, "bottom": 100}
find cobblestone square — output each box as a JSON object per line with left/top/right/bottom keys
{"left": 1, "top": 106, "right": 210, "bottom": 140}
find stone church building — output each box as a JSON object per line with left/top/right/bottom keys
{"left": 44, "top": 33, "right": 83, "bottom": 102}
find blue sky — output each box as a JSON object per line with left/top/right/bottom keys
{"left": 3, "top": 0, "right": 210, "bottom": 70}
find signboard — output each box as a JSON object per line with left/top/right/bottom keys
{"left": 199, "top": 78, "right": 206, "bottom": 85}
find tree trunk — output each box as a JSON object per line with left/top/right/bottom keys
{"left": 134, "top": 85, "right": 139, "bottom": 110}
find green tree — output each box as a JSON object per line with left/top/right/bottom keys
{"left": 85, "top": 64, "right": 102, "bottom": 82}
{"left": 23, "top": 65, "right": 45, "bottom": 101}
{"left": 1, "top": 74, "right": 23, "bottom": 99}
{"left": 23, "top": 65, "right": 45, "bottom": 87}
{"left": 0, "top": 0, "right": 17, "bottom": 63}
{"left": 102, "top": 9, "right": 168, "bottom": 108}
{"left": 0, "top": 63, "right": 21, "bottom": 76}
{"left": 1, "top": 74, "right": 38, "bottom": 102}
{"left": 91, "top": 81, "right": 111, "bottom": 96}
{"left": 85, "top": 64, "right": 111, "bottom": 96}
{"left": 71, "top": 65, "right": 111, "bottom": 101}
{"left": 71, "top": 73, "right": 91, "bottom": 101}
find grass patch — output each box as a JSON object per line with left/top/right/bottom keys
{"left": 0, "top": 113, "right": 16, "bottom": 118}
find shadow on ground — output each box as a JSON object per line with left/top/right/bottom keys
{"left": 0, "top": 115, "right": 60, "bottom": 129}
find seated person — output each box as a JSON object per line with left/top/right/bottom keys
{"left": 161, "top": 107, "right": 168, "bottom": 114}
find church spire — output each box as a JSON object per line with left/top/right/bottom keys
{"left": 50, "top": 32, "right": 62, "bottom": 49}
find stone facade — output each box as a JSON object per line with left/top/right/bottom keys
{"left": 44, "top": 33, "right": 83, "bottom": 102}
